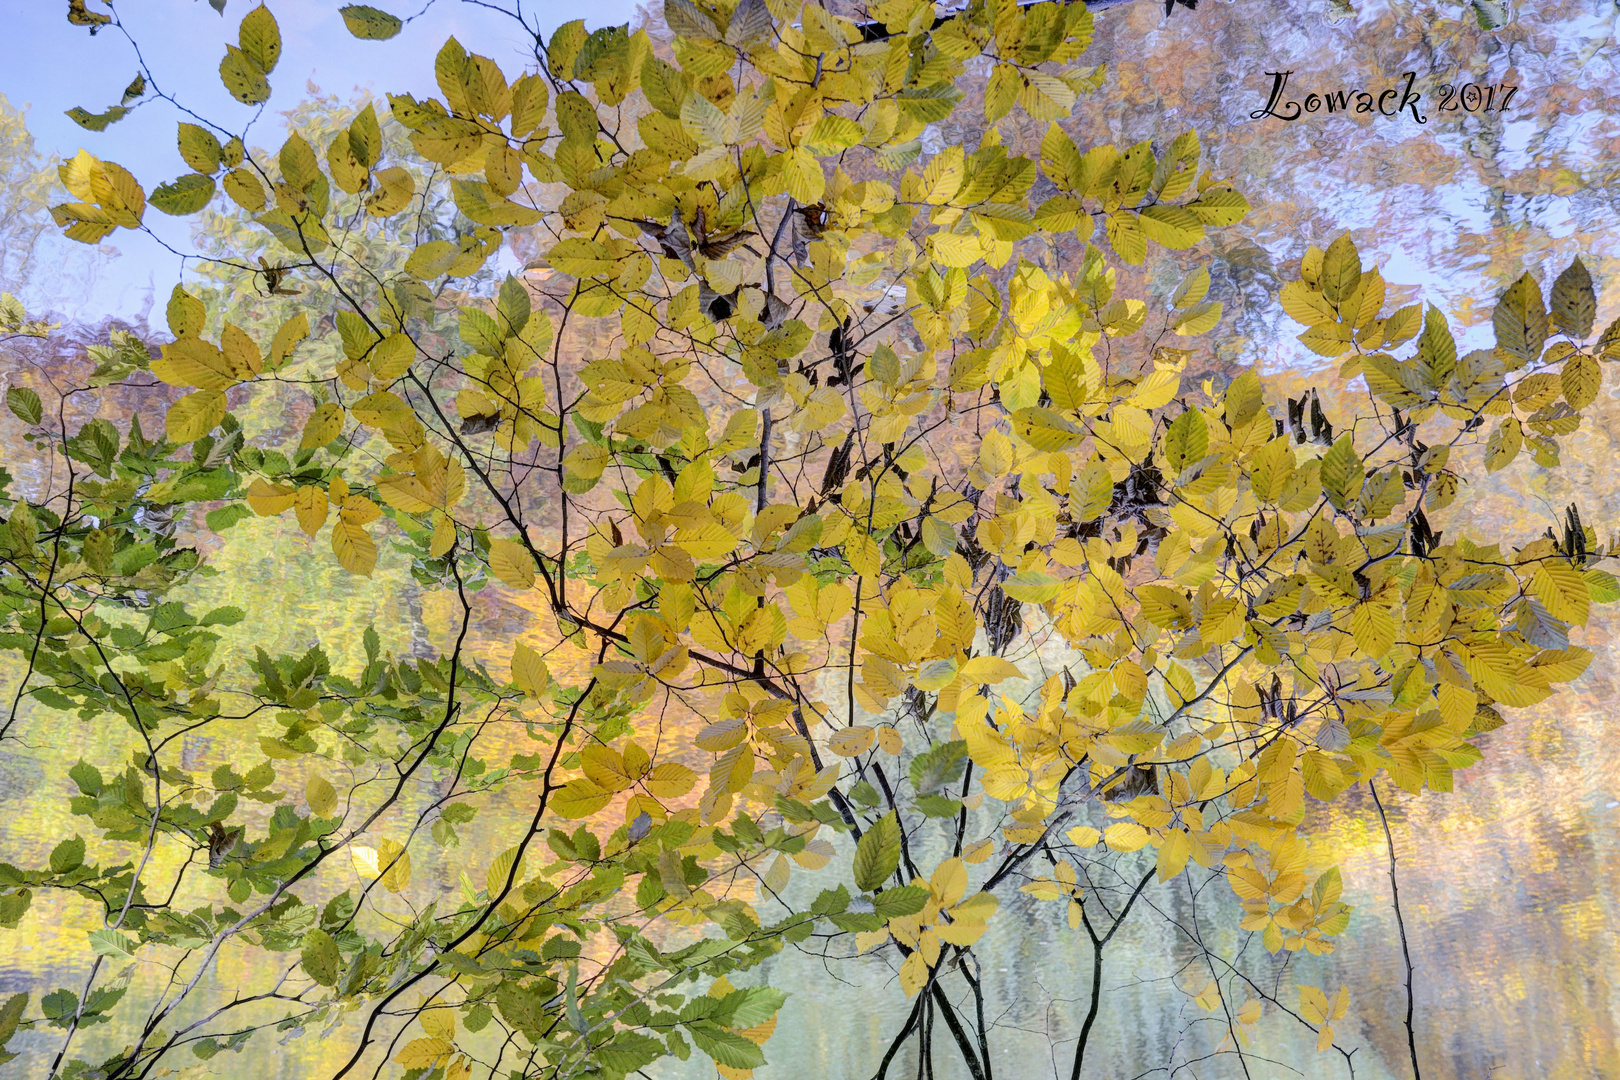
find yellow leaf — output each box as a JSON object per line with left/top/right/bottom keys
{"left": 224, "top": 167, "right": 266, "bottom": 210}
{"left": 959, "top": 656, "right": 1025, "bottom": 684}
{"left": 1103, "top": 822, "right": 1149, "bottom": 852}
{"left": 488, "top": 537, "right": 536, "bottom": 589}
{"left": 783, "top": 148, "right": 825, "bottom": 205}
{"left": 898, "top": 951, "right": 928, "bottom": 997}
{"left": 270, "top": 312, "right": 309, "bottom": 369}
{"left": 875, "top": 725, "right": 903, "bottom": 754}
{"left": 305, "top": 774, "right": 337, "bottom": 817}
{"left": 1484, "top": 417, "right": 1522, "bottom": 472}
{"left": 1065, "top": 825, "right": 1101, "bottom": 848}
{"left": 294, "top": 486, "right": 328, "bottom": 536}
{"left": 1279, "top": 280, "right": 1337, "bottom": 325}
{"left": 246, "top": 478, "right": 295, "bottom": 515}
{"left": 430, "top": 512, "right": 456, "bottom": 557}
{"left": 350, "top": 845, "right": 380, "bottom": 880}
{"left": 1298, "top": 984, "right": 1329, "bottom": 1024}
{"left": 299, "top": 403, "right": 344, "bottom": 450}
{"left": 1155, "top": 830, "right": 1191, "bottom": 881}
{"left": 551, "top": 778, "right": 613, "bottom": 818}
{"left": 512, "top": 641, "right": 550, "bottom": 697}
{"left": 393, "top": 1038, "right": 453, "bottom": 1069}
{"left": 420, "top": 1009, "right": 456, "bottom": 1040}
{"left": 485, "top": 845, "right": 522, "bottom": 897}
{"left": 367, "top": 166, "right": 416, "bottom": 216}
{"left": 368, "top": 333, "right": 416, "bottom": 380}
{"left": 930, "top": 858, "right": 968, "bottom": 907}
{"left": 377, "top": 837, "right": 411, "bottom": 892}
{"left": 696, "top": 717, "right": 747, "bottom": 752}
{"left": 332, "top": 520, "right": 376, "bottom": 576}
{"left": 644, "top": 761, "right": 696, "bottom": 799}
{"left": 165, "top": 389, "right": 227, "bottom": 443}
{"left": 828, "top": 725, "right": 875, "bottom": 757}
{"left": 1532, "top": 560, "right": 1590, "bottom": 624}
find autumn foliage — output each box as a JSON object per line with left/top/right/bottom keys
{"left": 1, "top": 1, "right": 1616, "bottom": 1078}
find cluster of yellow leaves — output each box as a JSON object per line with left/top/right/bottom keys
{"left": 1299, "top": 983, "right": 1350, "bottom": 1052}
{"left": 551, "top": 733, "right": 699, "bottom": 824}
{"left": 150, "top": 285, "right": 307, "bottom": 445}
{"left": 888, "top": 857, "right": 999, "bottom": 998}
{"left": 1287, "top": 237, "right": 1615, "bottom": 474}
{"left": 394, "top": 1007, "right": 471, "bottom": 1080}
{"left": 693, "top": 682, "right": 837, "bottom": 824}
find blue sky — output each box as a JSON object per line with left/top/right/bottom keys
{"left": 2, "top": 0, "right": 639, "bottom": 320}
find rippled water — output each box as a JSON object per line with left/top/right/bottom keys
{"left": 5, "top": 0, "right": 1620, "bottom": 1076}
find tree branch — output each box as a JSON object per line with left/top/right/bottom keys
{"left": 1371, "top": 781, "right": 1422, "bottom": 1080}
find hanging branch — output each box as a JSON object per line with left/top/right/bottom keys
{"left": 1371, "top": 781, "right": 1422, "bottom": 1080}
{"left": 1069, "top": 866, "right": 1156, "bottom": 1080}
{"left": 854, "top": 0, "right": 1196, "bottom": 42}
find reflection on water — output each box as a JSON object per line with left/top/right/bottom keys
{"left": 5, "top": 0, "right": 1620, "bottom": 1075}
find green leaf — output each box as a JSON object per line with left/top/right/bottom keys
{"left": 1105, "top": 209, "right": 1146, "bottom": 265}
{"left": 871, "top": 884, "right": 931, "bottom": 917}
{"left": 688, "top": 1024, "right": 766, "bottom": 1070}
{"left": 1485, "top": 416, "right": 1522, "bottom": 472}
{"left": 853, "top": 810, "right": 901, "bottom": 891}
{"left": 150, "top": 174, "right": 216, "bottom": 215}
{"left": 166, "top": 390, "right": 228, "bottom": 443}
{"left": 69, "top": 761, "right": 103, "bottom": 796}
{"left": 1418, "top": 304, "right": 1456, "bottom": 377}
{"left": 909, "top": 740, "right": 967, "bottom": 794}
{"left": 1172, "top": 266, "right": 1210, "bottom": 309}
{"left": 1224, "top": 370, "right": 1263, "bottom": 427}
{"left": 404, "top": 240, "right": 458, "bottom": 280}
{"left": 1138, "top": 204, "right": 1204, "bottom": 249}
{"left": 301, "top": 928, "right": 340, "bottom": 986}
{"left": 340, "top": 4, "right": 403, "bottom": 39}
{"left": 1011, "top": 406, "right": 1085, "bottom": 451}
{"left": 598, "top": 1032, "right": 666, "bottom": 1075}
{"left": 1549, "top": 257, "right": 1595, "bottom": 339}
{"left": 1163, "top": 407, "right": 1208, "bottom": 472}
{"left": 0, "top": 891, "right": 31, "bottom": 932}
{"left": 87, "top": 928, "right": 138, "bottom": 961}
{"left": 66, "top": 106, "right": 130, "bottom": 132}
{"left": 496, "top": 979, "right": 547, "bottom": 1037}
{"left": 238, "top": 3, "right": 282, "bottom": 74}
{"left": 721, "top": 986, "right": 786, "bottom": 1028}
{"left": 803, "top": 115, "right": 863, "bottom": 155}
{"left": 459, "top": 307, "right": 505, "bottom": 353}
{"left": 220, "top": 45, "right": 271, "bottom": 105}
{"left": 1319, "top": 233, "right": 1361, "bottom": 305}
{"left": 663, "top": 0, "right": 719, "bottom": 40}
{"left": 920, "top": 516, "right": 956, "bottom": 558}
{"left": 50, "top": 835, "right": 85, "bottom": 874}
{"left": 1493, "top": 272, "right": 1549, "bottom": 364}
{"left": 497, "top": 275, "right": 531, "bottom": 336}
{"left": 40, "top": 989, "right": 77, "bottom": 1023}
{"left": 6, "top": 387, "right": 42, "bottom": 426}
{"left": 1319, "top": 434, "right": 1364, "bottom": 510}
{"left": 177, "top": 123, "right": 224, "bottom": 174}
{"left": 0, "top": 993, "right": 27, "bottom": 1057}
{"left": 205, "top": 504, "right": 253, "bottom": 532}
